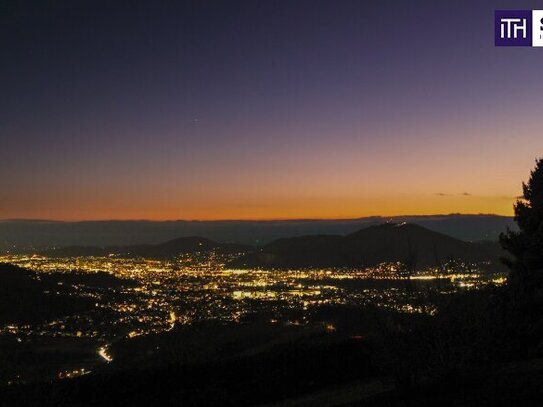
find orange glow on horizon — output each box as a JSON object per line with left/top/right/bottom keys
{"left": 0, "top": 193, "right": 516, "bottom": 221}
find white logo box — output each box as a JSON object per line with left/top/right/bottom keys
{"left": 532, "top": 10, "right": 543, "bottom": 46}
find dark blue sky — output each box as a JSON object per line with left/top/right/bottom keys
{"left": 2, "top": 0, "right": 542, "bottom": 220}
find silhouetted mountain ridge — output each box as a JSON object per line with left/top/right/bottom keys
{"left": 0, "top": 214, "right": 516, "bottom": 251}
{"left": 230, "top": 223, "right": 503, "bottom": 269}
{"left": 40, "top": 224, "right": 504, "bottom": 268}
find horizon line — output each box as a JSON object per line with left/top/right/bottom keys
{"left": 0, "top": 213, "right": 512, "bottom": 223}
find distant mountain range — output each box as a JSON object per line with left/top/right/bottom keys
{"left": 0, "top": 214, "right": 516, "bottom": 252}
{"left": 42, "top": 237, "right": 250, "bottom": 258}
{"left": 229, "top": 223, "right": 504, "bottom": 269}
{"left": 39, "top": 223, "right": 505, "bottom": 270}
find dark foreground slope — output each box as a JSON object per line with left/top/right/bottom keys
{"left": 0, "top": 263, "right": 97, "bottom": 324}
{"left": 0, "top": 329, "right": 376, "bottom": 407}
{"left": 231, "top": 223, "right": 502, "bottom": 269}
{"left": 0, "top": 263, "right": 141, "bottom": 384}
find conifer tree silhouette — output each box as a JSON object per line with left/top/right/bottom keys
{"left": 500, "top": 158, "right": 543, "bottom": 293}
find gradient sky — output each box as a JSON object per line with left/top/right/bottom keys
{"left": 2, "top": 0, "right": 543, "bottom": 220}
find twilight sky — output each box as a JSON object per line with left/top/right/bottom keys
{"left": 2, "top": 0, "right": 543, "bottom": 220}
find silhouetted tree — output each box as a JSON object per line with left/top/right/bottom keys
{"left": 500, "top": 158, "right": 543, "bottom": 293}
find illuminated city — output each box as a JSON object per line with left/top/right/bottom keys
{"left": 0, "top": 251, "right": 506, "bottom": 385}
{"left": 3, "top": 0, "right": 543, "bottom": 404}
